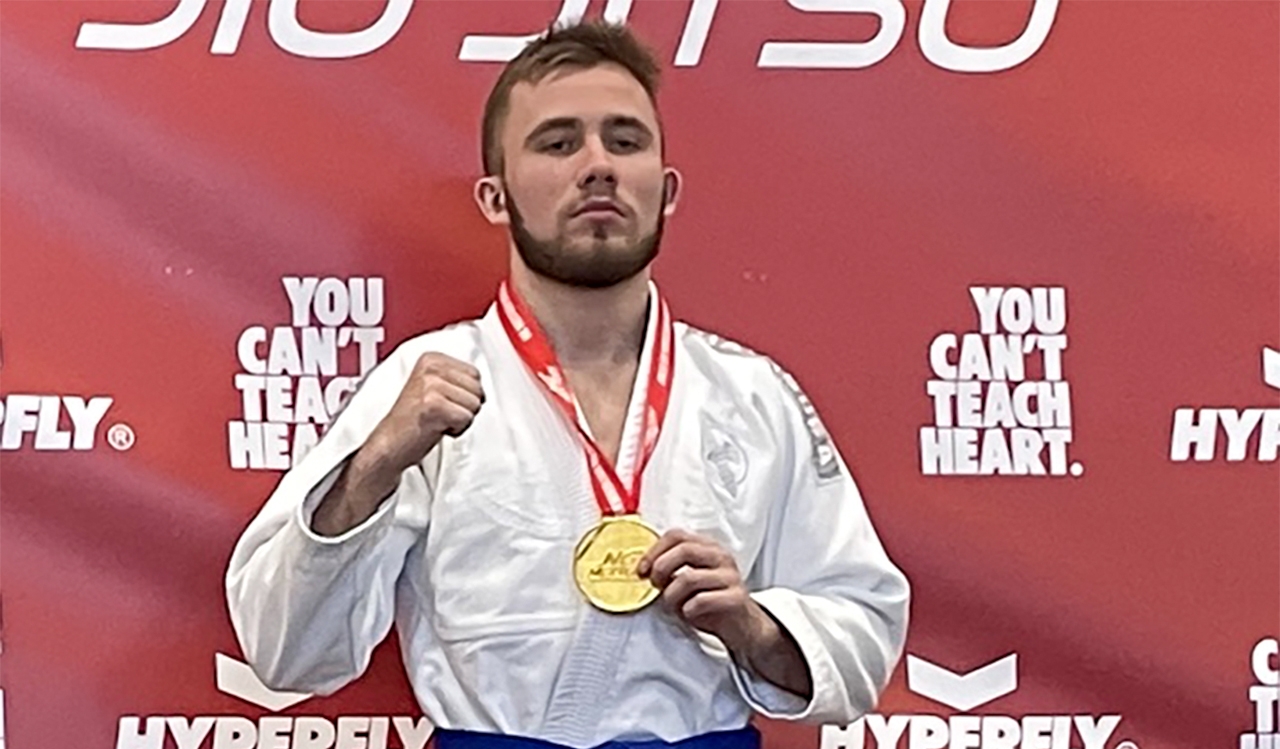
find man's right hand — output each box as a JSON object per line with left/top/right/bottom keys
{"left": 311, "top": 352, "right": 484, "bottom": 536}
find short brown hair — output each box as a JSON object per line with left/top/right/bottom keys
{"left": 481, "top": 20, "right": 662, "bottom": 176}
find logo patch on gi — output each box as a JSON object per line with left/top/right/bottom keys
{"left": 768, "top": 362, "right": 843, "bottom": 482}
{"left": 701, "top": 418, "right": 748, "bottom": 499}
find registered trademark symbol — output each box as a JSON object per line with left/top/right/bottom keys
{"left": 107, "top": 423, "right": 135, "bottom": 451}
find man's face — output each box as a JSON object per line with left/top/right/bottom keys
{"left": 497, "top": 64, "right": 672, "bottom": 288}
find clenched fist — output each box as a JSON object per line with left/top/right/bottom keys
{"left": 362, "top": 352, "right": 484, "bottom": 476}
{"left": 312, "top": 352, "right": 483, "bottom": 536}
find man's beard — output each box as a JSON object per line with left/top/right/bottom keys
{"left": 507, "top": 193, "right": 664, "bottom": 289}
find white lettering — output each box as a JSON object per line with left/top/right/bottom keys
{"left": 1252, "top": 686, "right": 1280, "bottom": 733}
{"left": 1259, "top": 411, "right": 1280, "bottom": 460}
{"left": 269, "top": 0, "right": 414, "bottom": 59}
{"left": 865, "top": 715, "right": 908, "bottom": 748}
{"left": 258, "top": 717, "right": 291, "bottom": 749}
{"left": 293, "top": 718, "right": 337, "bottom": 749}
{"left": 998, "top": 287, "right": 1033, "bottom": 334}
{"left": 920, "top": 426, "right": 953, "bottom": 474}
{"left": 267, "top": 327, "right": 302, "bottom": 375}
{"left": 283, "top": 277, "right": 319, "bottom": 326}
{"left": 1254, "top": 638, "right": 1280, "bottom": 685}
{"left": 927, "top": 380, "right": 957, "bottom": 427}
{"left": 34, "top": 395, "right": 71, "bottom": 450}
{"left": 989, "top": 335, "right": 1025, "bottom": 381}
{"left": 918, "top": 0, "right": 1059, "bottom": 73}
{"left": 1020, "top": 716, "right": 1053, "bottom": 749}
{"left": 1032, "top": 287, "right": 1067, "bottom": 333}
{"left": 65, "top": 396, "right": 113, "bottom": 449}
{"left": 1170, "top": 408, "right": 1217, "bottom": 461}
{"left": 349, "top": 278, "right": 386, "bottom": 326}
{"left": 265, "top": 376, "right": 294, "bottom": 422}
{"left": 116, "top": 717, "right": 165, "bottom": 749}
{"left": 167, "top": 717, "right": 215, "bottom": 749}
{"left": 300, "top": 328, "right": 338, "bottom": 376}
{"left": 909, "top": 715, "right": 948, "bottom": 749}
{"left": 930, "top": 333, "right": 958, "bottom": 379}
{"left": 758, "top": 0, "right": 907, "bottom": 69}
{"left": 211, "top": 717, "right": 256, "bottom": 749}
{"left": 335, "top": 717, "right": 369, "bottom": 749}
{"left": 237, "top": 326, "right": 268, "bottom": 374}
{"left": 958, "top": 333, "right": 992, "bottom": 380}
{"left": 982, "top": 716, "right": 1020, "bottom": 749}
{"left": 1, "top": 395, "right": 40, "bottom": 450}
{"left": 1074, "top": 716, "right": 1121, "bottom": 749}
{"left": 77, "top": 0, "right": 205, "bottom": 51}
{"left": 351, "top": 327, "right": 385, "bottom": 376}
{"left": 263, "top": 422, "right": 291, "bottom": 470}
{"left": 228, "top": 421, "right": 264, "bottom": 470}
{"left": 1219, "top": 408, "right": 1264, "bottom": 461}
{"left": 391, "top": 717, "right": 432, "bottom": 749}
{"left": 970, "top": 287, "right": 1003, "bottom": 334}
{"left": 1036, "top": 335, "right": 1068, "bottom": 380}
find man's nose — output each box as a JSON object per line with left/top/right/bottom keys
{"left": 577, "top": 134, "right": 617, "bottom": 190}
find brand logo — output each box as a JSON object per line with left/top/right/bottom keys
{"left": 588, "top": 549, "right": 645, "bottom": 580}
{"left": 1169, "top": 347, "right": 1280, "bottom": 462}
{"left": 0, "top": 394, "right": 130, "bottom": 452}
{"left": 821, "top": 653, "right": 1134, "bottom": 749}
{"left": 116, "top": 654, "right": 433, "bottom": 749}
{"left": 921, "top": 286, "right": 1081, "bottom": 477}
{"left": 702, "top": 419, "right": 748, "bottom": 499}
{"left": 76, "top": 0, "right": 1059, "bottom": 73}
{"left": 229, "top": 277, "right": 385, "bottom": 471}
{"left": 1241, "top": 637, "right": 1279, "bottom": 749}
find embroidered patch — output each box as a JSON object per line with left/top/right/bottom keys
{"left": 768, "top": 362, "right": 843, "bottom": 482}
{"left": 701, "top": 417, "right": 749, "bottom": 499}
{"left": 686, "top": 326, "right": 842, "bottom": 482}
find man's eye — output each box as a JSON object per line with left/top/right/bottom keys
{"left": 544, "top": 139, "right": 573, "bottom": 153}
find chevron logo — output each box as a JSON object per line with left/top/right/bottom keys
{"left": 906, "top": 653, "right": 1018, "bottom": 710}
{"left": 214, "top": 653, "right": 312, "bottom": 711}
{"left": 819, "top": 652, "right": 1131, "bottom": 749}
{"left": 1170, "top": 346, "right": 1280, "bottom": 463}
{"left": 1263, "top": 347, "right": 1280, "bottom": 390}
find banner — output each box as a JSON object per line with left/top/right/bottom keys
{"left": 2, "top": 2, "right": 1276, "bottom": 748}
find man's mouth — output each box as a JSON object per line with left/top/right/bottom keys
{"left": 572, "top": 199, "right": 625, "bottom": 218}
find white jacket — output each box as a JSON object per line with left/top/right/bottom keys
{"left": 225, "top": 301, "right": 909, "bottom": 748}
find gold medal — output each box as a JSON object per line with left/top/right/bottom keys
{"left": 572, "top": 514, "right": 660, "bottom": 613}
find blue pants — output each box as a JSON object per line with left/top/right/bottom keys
{"left": 432, "top": 727, "right": 761, "bottom": 749}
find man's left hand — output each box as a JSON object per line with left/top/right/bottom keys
{"left": 636, "top": 528, "right": 766, "bottom": 653}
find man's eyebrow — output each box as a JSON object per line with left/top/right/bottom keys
{"left": 605, "top": 115, "right": 653, "bottom": 136}
{"left": 524, "top": 117, "right": 580, "bottom": 146}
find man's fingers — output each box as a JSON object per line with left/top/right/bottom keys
{"left": 431, "top": 380, "right": 482, "bottom": 416}
{"left": 437, "top": 399, "right": 478, "bottom": 437}
{"left": 637, "top": 529, "right": 697, "bottom": 577}
{"left": 438, "top": 366, "right": 485, "bottom": 401}
{"left": 634, "top": 527, "right": 686, "bottom": 576}
{"left": 679, "top": 588, "right": 741, "bottom": 622}
{"left": 646, "top": 541, "right": 732, "bottom": 589}
{"left": 660, "top": 567, "right": 733, "bottom": 613}
{"left": 414, "top": 354, "right": 484, "bottom": 399}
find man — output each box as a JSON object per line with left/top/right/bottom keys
{"left": 226, "top": 20, "right": 908, "bottom": 749}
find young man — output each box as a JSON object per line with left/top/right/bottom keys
{"left": 226, "top": 21, "right": 908, "bottom": 749}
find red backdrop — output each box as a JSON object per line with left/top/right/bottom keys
{"left": 2, "top": 2, "right": 1277, "bottom": 748}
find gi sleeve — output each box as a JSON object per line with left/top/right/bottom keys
{"left": 224, "top": 344, "right": 434, "bottom": 695}
{"left": 730, "top": 367, "right": 910, "bottom": 723}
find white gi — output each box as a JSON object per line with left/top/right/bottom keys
{"left": 225, "top": 292, "right": 910, "bottom": 748}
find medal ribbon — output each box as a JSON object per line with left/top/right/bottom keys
{"left": 496, "top": 280, "right": 674, "bottom": 517}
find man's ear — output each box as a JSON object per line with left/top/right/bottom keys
{"left": 661, "top": 168, "right": 683, "bottom": 217}
{"left": 474, "top": 176, "right": 509, "bottom": 225}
